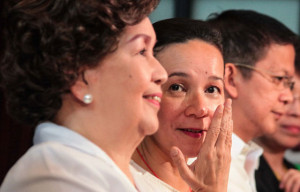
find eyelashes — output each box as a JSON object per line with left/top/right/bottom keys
{"left": 139, "top": 48, "right": 146, "bottom": 56}
{"left": 169, "top": 83, "right": 186, "bottom": 92}
{"left": 205, "top": 86, "right": 221, "bottom": 94}
{"left": 166, "top": 82, "right": 222, "bottom": 98}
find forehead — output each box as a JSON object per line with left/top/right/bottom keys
{"left": 255, "top": 43, "right": 295, "bottom": 76}
{"left": 119, "top": 17, "right": 155, "bottom": 44}
{"left": 156, "top": 40, "right": 224, "bottom": 76}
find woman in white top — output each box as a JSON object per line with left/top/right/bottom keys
{"left": 132, "top": 18, "right": 233, "bottom": 192}
{"left": 0, "top": 0, "right": 167, "bottom": 191}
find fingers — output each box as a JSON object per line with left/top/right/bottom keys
{"left": 290, "top": 181, "right": 300, "bottom": 192}
{"left": 291, "top": 180, "right": 300, "bottom": 192}
{"left": 280, "top": 169, "right": 300, "bottom": 192}
{"left": 170, "top": 146, "right": 193, "bottom": 179}
{"left": 170, "top": 146, "right": 201, "bottom": 191}
{"left": 284, "top": 175, "right": 297, "bottom": 192}
{"left": 201, "top": 104, "right": 224, "bottom": 150}
{"left": 281, "top": 169, "right": 296, "bottom": 186}
{"left": 170, "top": 100, "right": 233, "bottom": 192}
{"left": 216, "top": 99, "right": 232, "bottom": 150}
{"left": 225, "top": 99, "right": 233, "bottom": 154}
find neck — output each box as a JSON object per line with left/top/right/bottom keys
{"left": 54, "top": 101, "right": 141, "bottom": 186}
{"left": 263, "top": 152, "right": 287, "bottom": 180}
{"left": 256, "top": 139, "right": 287, "bottom": 180}
{"left": 263, "top": 150, "right": 285, "bottom": 166}
{"left": 132, "top": 136, "right": 190, "bottom": 192}
{"left": 231, "top": 105, "right": 256, "bottom": 142}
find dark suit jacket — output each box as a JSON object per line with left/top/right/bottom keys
{"left": 255, "top": 155, "right": 296, "bottom": 192}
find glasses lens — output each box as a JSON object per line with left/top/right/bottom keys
{"left": 288, "top": 81, "right": 295, "bottom": 90}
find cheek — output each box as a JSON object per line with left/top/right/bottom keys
{"left": 274, "top": 132, "right": 299, "bottom": 146}
{"left": 263, "top": 93, "right": 279, "bottom": 109}
{"left": 158, "top": 97, "right": 184, "bottom": 127}
{"left": 158, "top": 99, "right": 177, "bottom": 123}
{"left": 126, "top": 76, "right": 149, "bottom": 98}
{"left": 126, "top": 64, "right": 151, "bottom": 89}
{"left": 208, "top": 99, "right": 223, "bottom": 116}
{"left": 257, "top": 85, "right": 278, "bottom": 104}
{"left": 277, "top": 116, "right": 288, "bottom": 125}
{"left": 205, "top": 99, "right": 224, "bottom": 126}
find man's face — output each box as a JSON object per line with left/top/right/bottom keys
{"left": 231, "top": 43, "right": 295, "bottom": 142}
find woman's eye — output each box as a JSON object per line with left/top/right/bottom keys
{"left": 205, "top": 86, "right": 220, "bottom": 94}
{"left": 169, "top": 84, "right": 185, "bottom": 92}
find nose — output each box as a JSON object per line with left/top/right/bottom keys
{"left": 151, "top": 57, "right": 167, "bottom": 85}
{"left": 286, "top": 95, "right": 300, "bottom": 117}
{"left": 184, "top": 92, "right": 209, "bottom": 118}
{"left": 279, "top": 88, "right": 294, "bottom": 105}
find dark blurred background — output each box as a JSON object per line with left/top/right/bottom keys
{"left": 151, "top": 0, "right": 300, "bottom": 34}
{"left": 0, "top": 0, "right": 35, "bottom": 184}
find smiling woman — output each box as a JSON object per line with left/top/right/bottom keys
{"left": 155, "top": 39, "right": 225, "bottom": 157}
{"left": 131, "top": 18, "right": 233, "bottom": 192}
{"left": 0, "top": 0, "right": 167, "bottom": 192}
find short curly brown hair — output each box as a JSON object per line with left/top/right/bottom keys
{"left": 1, "top": 0, "right": 159, "bottom": 126}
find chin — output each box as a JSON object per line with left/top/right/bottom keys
{"left": 181, "top": 148, "right": 200, "bottom": 158}
{"left": 140, "top": 121, "right": 159, "bottom": 136}
{"left": 266, "top": 127, "right": 277, "bottom": 135}
{"left": 262, "top": 122, "right": 277, "bottom": 135}
{"left": 280, "top": 139, "right": 300, "bottom": 148}
{"left": 185, "top": 152, "right": 199, "bottom": 158}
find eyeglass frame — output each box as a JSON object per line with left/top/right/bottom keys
{"left": 233, "top": 63, "right": 295, "bottom": 91}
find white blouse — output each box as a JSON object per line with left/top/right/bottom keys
{"left": 1, "top": 122, "right": 139, "bottom": 192}
{"left": 130, "top": 160, "right": 180, "bottom": 192}
{"left": 227, "top": 133, "right": 263, "bottom": 192}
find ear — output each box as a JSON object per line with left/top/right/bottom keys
{"left": 224, "top": 63, "right": 239, "bottom": 99}
{"left": 70, "top": 73, "right": 89, "bottom": 103}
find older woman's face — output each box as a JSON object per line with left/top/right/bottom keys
{"left": 261, "top": 74, "right": 300, "bottom": 149}
{"left": 153, "top": 39, "right": 224, "bottom": 157}
{"left": 84, "top": 17, "right": 167, "bottom": 142}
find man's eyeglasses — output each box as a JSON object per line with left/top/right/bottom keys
{"left": 234, "top": 63, "right": 295, "bottom": 91}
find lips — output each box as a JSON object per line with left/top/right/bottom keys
{"left": 146, "top": 95, "right": 161, "bottom": 103}
{"left": 281, "top": 125, "right": 300, "bottom": 135}
{"left": 177, "top": 128, "right": 206, "bottom": 138}
{"left": 271, "top": 111, "right": 283, "bottom": 120}
{"left": 143, "top": 93, "right": 162, "bottom": 107}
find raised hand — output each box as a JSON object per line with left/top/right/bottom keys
{"left": 170, "top": 99, "right": 233, "bottom": 192}
{"left": 280, "top": 168, "right": 300, "bottom": 192}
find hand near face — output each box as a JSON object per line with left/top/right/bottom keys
{"left": 170, "top": 99, "right": 232, "bottom": 192}
{"left": 280, "top": 169, "right": 300, "bottom": 192}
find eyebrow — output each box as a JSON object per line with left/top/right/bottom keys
{"left": 169, "top": 72, "right": 223, "bottom": 81}
{"left": 209, "top": 76, "right": 224, "bottom": 86}
{"left": 127, "top": 34, "right": 151, "bottom": 44}
{"left": 168, "top": 72, "right": 189, "bottom": 78}
{"left": 169, "top": 72, "right": 224, "bottom": 86}
{"left": 283, "top": 70, "right": 292, "bottom": 76}
{"left": 208, "top": 76, "right": 224, "bottom": 82}
{"left": 268, "top": 69, "right": 290, "bottom": 76}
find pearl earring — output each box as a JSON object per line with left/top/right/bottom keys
{"left": 83, "top": 94, "right": 93, "bottom": 104}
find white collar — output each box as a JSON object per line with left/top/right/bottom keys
{"left": 231, "top": 133, "right": 263, "bottom": 158}
{"left": 34, "top": 121, "right": 114, "bottom": 165}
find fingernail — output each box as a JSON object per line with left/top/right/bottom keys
{"left": 225, "top": 99, "right": 232, "bottom": 108}
{"left": 170, "top": 148, "right": 178, "bottom": 157}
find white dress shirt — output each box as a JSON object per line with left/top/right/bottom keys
{"left": 228, "top": 133, "right": 263, "bottom": 192}
{"left": 130, "top": 161, "right": 180, "bottom": 192}
{"left": 0, "top": 122, "right": 139, "bottom": 192}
